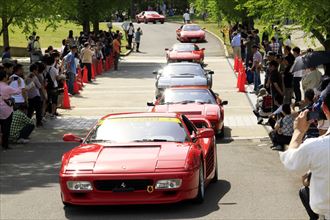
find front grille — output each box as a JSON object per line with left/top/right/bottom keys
{"left": 94, "top": 179, "right": 153, "bottom": 192}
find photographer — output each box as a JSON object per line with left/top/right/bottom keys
{"left": 280, "top": 91, "right": 330, "bottom": 220}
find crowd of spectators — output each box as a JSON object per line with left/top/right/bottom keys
{"left": 0, "top": 27, "right": 125, "bottom": 150}
{"left": 231, "top": 23, "right": 330, "bottom": 219}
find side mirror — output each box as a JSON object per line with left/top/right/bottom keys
{"left": 196, "top": 128, "right": 214, "bottom": 139}
{"left": 147, "top": 102, "right": 155, "bottom": 106}
{"left": 214, "top": 92, "right": 219, "bottom": 97}
{"left": 221, "top": 100, "right": 228, "bottom": 105}
{"left": 208, "top": 70, "right": 214, "bottom": 74}
{"left": 63, "top": 133, "right": 83, "bottom": 143}
{"left": 165, "top": 48, "right": 169, "bottom": 51}
{"left": 202, "top": 27, "right": 206, "bottom": 30}
{"left": 201, "top": 48, "right": 205, "bottom": 50}
{"left": 152, "top": 71, "right": 158, "bottom": 75}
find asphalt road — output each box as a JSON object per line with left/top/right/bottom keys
{"left": 0, "top": 22, "right": 307, "bottom": 220}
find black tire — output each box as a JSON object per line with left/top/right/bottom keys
{"left": 216, "top": 125, "right": 225, "bottom": 139}
{"left": 153, "top": 21, "right": 156, "bottom": 24}
{"left": 137, "top": 20, "right": 140, "bottom": 24}
{"left": 144, "top": 18, "right": 148, "bottom": 24}
{"left": 161, "top": 21, "right": 164, "bottom": 24}
{"left": 193, "top": 162, "right": 205, "bottom": 204}
{"left": 211, "top": 141, "right": 218, "bottom": 183}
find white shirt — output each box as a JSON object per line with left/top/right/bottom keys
{"left": 127, "top": 26, "right": 134, "bottom": 36}
{"left": 293, "top": 56, "right": 303, "bottom": 77}
{"left": 183, "top": 13, "right": 190, "bottom": 21}
{"left": 279, "top": 130, "right": 330, "bottom": 219}
{"left": 9, "top": 74, "right": 25, "bottom": 103}
{"left": 46, "top": 65, "right": 59, "bottom": 88}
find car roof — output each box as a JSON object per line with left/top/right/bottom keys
{"left": 101, "top": 112, "right": 180, "bottom": 120}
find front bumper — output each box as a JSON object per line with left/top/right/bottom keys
{"left": 60, "top": 170, "right": 199, "bottom": 205}
{"left": 180, "top": 36, "right": 205, "bottom": 42}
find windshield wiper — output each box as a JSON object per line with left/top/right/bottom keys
{"left": 176, "top": 100, "right": 195, "bottom": 104}
{"left": 132, "top": 139, "right": 170, "bottom": 142}
{"left": 88, "top": 139, "right": 113, "bottom": 143}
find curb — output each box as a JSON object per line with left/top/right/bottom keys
{"left": 121, "top": 48, "right": 133, "bottom": 56}
{"left": 204, "top": 29, "right": 229, "bottom": 58}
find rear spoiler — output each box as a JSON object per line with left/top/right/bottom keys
{"left": 188, "top": 117, "right": 212, "bottom": 128}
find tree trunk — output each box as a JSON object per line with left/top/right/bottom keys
{"left": 92, "top": 20, "right": 99, "bottom": 34}
{"left": 1, "top": 16, "right": 10, "bottom": 47}
{"left": 82, "top": 20, "right": 90, "bottom": 33}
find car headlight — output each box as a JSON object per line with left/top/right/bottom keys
{"left": 155, "top": 179, "right": 182, "bottom": 189}
{"left": 67, "top": 181, "right": 93, "bottom": 191}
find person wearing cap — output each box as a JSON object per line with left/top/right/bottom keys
{"left": 250, "top": 44, "right": 262, "bottom": 93}
{"left": 0, "top": 70, "right": 22, "bottom": 150}
{"left": 64, "top": 45, "right": 78, "bottom": 95}
{"left": 80, "top": 42, "right": 93, "bottom": 82}
{"left": 280, "top": 90, "right": 330, "bottom": 220}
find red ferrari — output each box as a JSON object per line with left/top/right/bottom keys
{"left": 165, "top": 43, "right": 205, "bottom": 64}
{"left": 60, "top": 112, "right": 218, "bottom": 206}
{"left": 148, "top": 86, "right": 228, "bottom": 138}
{"left": 176, "top": 24, "right": 206, "bottom": 42}
{"left": 136, "top": 11, "right": 165, "bottom": 24}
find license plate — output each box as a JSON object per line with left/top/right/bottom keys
{"left": 191, "top": 39, "right": 197, "bottom": 42}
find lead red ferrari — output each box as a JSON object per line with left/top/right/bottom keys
{"left": 60, "top": 112, "right": 218, "bottom": 206}
{"left": 165, "top": 43, "right": 205, "bottom": 64}
{"left": 136, "top": 11, "right": 165, "bottom": 24}
{"left": 176, "top": 24, "right": 206, "bottom": 42}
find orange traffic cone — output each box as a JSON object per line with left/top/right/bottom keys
{"left": 238, "top": 63, "right": 246, "bottom": 93}
{"left": 62, "top": 81, "right": 71, "bottom": 109}
{"left": 73, "top": 79, "right": 80, "bottom": 94}
{"left": 83, "top": 67, "right": 88, "bottom": 83}
{"left": 237, "top": 68, "right": 241, "bottom": 88}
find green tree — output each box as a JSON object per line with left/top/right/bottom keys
{"left": 0, "top": 0, "right": 62, "bottom": 47}
{"left": 244, "top": 0, "right": 330, "bottom": 50}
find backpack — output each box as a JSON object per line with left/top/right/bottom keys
{"left": 45, "top": 67, "right": 55, "bottom": 91}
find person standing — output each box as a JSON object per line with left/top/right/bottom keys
{"left": 283, "top": 46, "right": 295, "bottom": 104}
{"left": 183, "top": 10, "right": 190, "bottom": 24}
{"left": 134, "top": 27, "right": 143, "bottom": 52}
{"left": 80, "top": 42, "right": 93, "bottom": 82}
{"left": 269, "top": 60, "right": 284, "bottom": 110}
{"left": 112, "top": 34, "right": 121, "bottom": 71}
{"left": 292, "top": 47, "right": 303, "bottom": 104}
{"left": 127, "top": 23, "right": 135, "bottom": 49}
{"left": 2, "top": 46, "right": 11, "bottom": 60}
{"left": 44, "top": 54, "right": 59, "bottom": 118}
{"left": 0, "top": 71, "right": 21, "bottom": 150}
{"left": 231, "top": 32, "right": 241, "bottom": 59}
{"left": 270, "top": 37, "right": 280, "bottom": 54}
{"left": 64, "top": 45, "right": 77, "bottom": 95}
{"left": 32, "top": 36, "right": 42, "bottom": 62}
{"left": 9, "top": 64, "right": 27, "bottom": 111}
{"left": 280, "top": 91, "right": 330, "bottom": 220}
{"left": 251, "top": 45, "right": 262, "bottom": 93}
{"left": 26, "top": 63, "right": 43, "bottom": 127}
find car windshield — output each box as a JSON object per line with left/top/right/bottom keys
{"left": 162, "top": 65, "right": 204, "bottom": 76}
{"left": 87, "top": 117, "right": 189, "bottom": 143}
{"left": 145, "top": 11, "right": 159, "bottom": 15}
{"left": 160, "top": 89, "right": 216, "bottom": 104}
{"left": 172, "top": 44, "right": 197, "bottom": 51}
{"left": 182, "top": 25, "right": 201, "bottom": 31}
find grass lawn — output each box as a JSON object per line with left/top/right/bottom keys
{"left": 0, "top": 21, "right": 128, "bottom": 54}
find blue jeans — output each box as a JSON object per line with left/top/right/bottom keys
{"left": 254, "top": 70, "right": 261, "bottom": 92}
{"left": 67, "top": 71, "right": 75, "bottom": 95}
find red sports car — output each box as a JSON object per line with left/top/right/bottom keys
{"left": 136, "top": 11, "right": 165, "bottom": 24}
{"left": 60, "top": 112, "right": 218, "bottom": 206}
{"left": 148, "top": 87, "right": 228, "bottom": 138}
{"left": 165, "top": 43, "right": 205, "bottom": 63}
{"left": 176, "top": 24, "right": 206, "bottom": 42}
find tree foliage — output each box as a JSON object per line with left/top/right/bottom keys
{"left": 244, "top": 0, "right": 330, "bottom": 50}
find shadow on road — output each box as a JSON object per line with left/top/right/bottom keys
{"left": 64, "top": 180, "right": 231, "bottom": 220}
{"left": 0, "top": 142, "right": 76, "bottom": 194}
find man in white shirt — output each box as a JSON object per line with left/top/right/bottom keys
{"left": 280, "top": 91, "right": 330, "bottom": 220}
{"left": 183, "top": 10, "right": 190, "bottom": 24}
{"left": 9, "top": 64, "right": 27, "bottom": 111}
{"left": 292, "top": 47, "right": 303, "bottom": 103}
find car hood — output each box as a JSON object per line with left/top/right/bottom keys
{"left": 158, "top": 75, "right": 207, "bottom": 88}
{"left": 66, "top": 143, "right": 190, "bottom": 174}
{"left": 153, "top": 103, "right": 219, "bottom": 117}
{"left": 169, "top": 51, "right": 200, "bottom": 59}
{"left": 181, "top": 30, "right": 205, "bottom": 37}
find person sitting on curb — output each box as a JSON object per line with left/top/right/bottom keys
{"left": 9, "top": 105, "right": 35, "bottom": 144}
{"left": 253, "top": 88, "right": 272, "bottom": 124}
{"left": 270, "top": 104, "right": 294, "bottom": 151}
